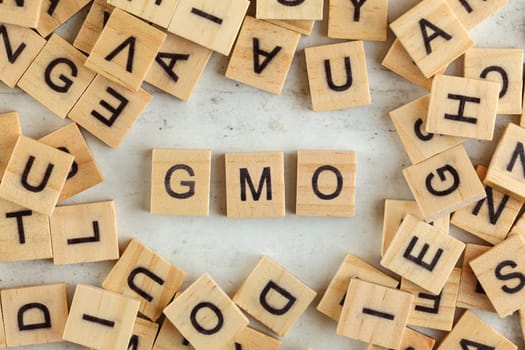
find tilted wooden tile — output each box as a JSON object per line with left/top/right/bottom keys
{"left": 402, "top": 144, "right": 486, "bottom": 220}
{"left": 317, "top": 253, "right": 399, "bottom": 322}
{"left": 50, "top": 200, "right": 119, "bottom": 265}
{"left": 390, "top": 0, "right": 474, "bottom": 78}
{"left": 304, "top": 41, "right": 371, "bottom": 112}
{"left": 366, "top": 327, "right": 435, "bottom": 350}
{"left": 485, "top": 123, "right": 525, "bottom": 201}
{"left": 108, "top": 0, "right": 179, "bottom": 28}
{"left": 39, "top": 123, "right": 104, "bottom": 202}
{"left": 222, "top": 326, "right": 281, "bottom": 350}
{"left": 167, "top": 0, "right": 250, "bottom": 56}
{"left": 337, "top": 279, "right": 413, "bottom": 349}
{"left": 68, "top": 74, "right": 153, "bottom": 148}
{"left": 401, "top": 267, "right": 461, "bottom": 331}
{"left": 36, "top": 0, "right": 91, "bottom": 37}
{"left": 389, "top": 95, "right": 464, "bottom": 165}
{"left": 0, "top": 0, "right": 43, "bottom": 28}
{"left": 381, "top": 215, "right": 465, "bottom": 294}
{"left": 164, "top": 273, "right": 249, "bottom": 350}
{"left": 1, "top": 283, "right": 68, "bottom": 347}
{"left": 296, "top": 150, "right": 356, "bottom": 217}
{"left": 73, "top": 0, "right": 115, "bottom": 54}
{"left": 233, "top": 256, "right": 317, "bottom": 336}
{"left": 436, "top": 311, "right": 516, "bottom": 350}
{"left": 266, "top": 19, "right": 315, "bottom": 35}
{"left": 225, "top": 16, "right": 300, "bottom": 95}
{"left": 445, "top": 0, "right": 508, "bottom": 30}
{"left": 145, "top": 31, "right": 212, "bottom": 101}
{"left": 0, "top": 136, "right": 73, "bottom": 216}
{"left": 456, "top": 243, "right": 495, "bottom": 312}
{"left": 0, "top": 24, "right": 46, "bottom": 88}
{"left": 225, "top": 152, "right": 285, "bottom": 218}
{"left": 150, "top": 149, "right": 211, "bottom": 216}
{"left": 470, "top": 234, "right": 525, "bottom": 317}
{"left": 328, "top": 0, "right": 387, "bottom": 41}
{"left": 63, "top": 284, "right": 140, "bottom": 350}
{"left": 126, "top": 317, "right": 159, "bottom": 350}
{"left": 0, "top": 298, "right": 4, "bottom": 348}
{"left": 451, "top": 165, "right": 522, "bottom": 244}
{"left": 256, "top": 0, "right": 322, "bottom": 20}
{"left": 511, "top": 213, "right": 525, "bottom": 236}
{"left": 18, "top": 34, "right": 96, "bottom": 118}
{"left": 153, "top": 319, "right": 194, "bottom": 350}
{"left": 0, "top": 112, "right": 21, "bottom": 179}
{"left": 85, "top": 8, "right": 166, "bottom": 92}
{"left": 103, "top": 239, "right": 186, "bottom": 320}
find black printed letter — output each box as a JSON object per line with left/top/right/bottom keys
{"left": 21, "top": 156, "right": 54, "bottom": 193}
{"left": 425, "top": 164, "right": 460, "bottom": 196}
{"left": 57, "top": 146, "right": 79, "bottom": 179}
{"left": 494, "top": 260, "right": 525, "bottom": 294}
{"left": 350, "top": 0, "right": 367, "bottom": 21}
{"left": 190, "top": 302, "right": 224, "bottom": 335}
{"left": 155, "top": 52, "right": 189, "bottom": 82}
{"left": 127, "top": 267, "right": 165, "bottom": 302}
{"left": 44, "top": 58, "right": 78, "bottom": 93}
{"left": 105, "top": 36, "right": 136, "bottom": 73}
{"left": 444, "top": 94, "right": 480, "bottom": 124}
{"left": 312, "top": 165, "right": 343, "bottom": 200}
{"left": 419, "top": 19, "right": 452, "bottom": 55}
{"left": 91, "top": 87, "right": 129, "bottom": 127}
{"left": 253, "top": 38, "right": 281, "bottom": 74}
{"left": 164, "top": 164, "right": 195, "bottom": 199}
{"left": 471, "top": 187, "right": 509, "bottom": 225}
{"left": 67, "top": 221, "right": 101, "bottom": 245}
{"left": 460, "top": 339, "right": 495, "bottom": 350}
{"left": 506, "top": 142, "right": 525, "bottom": 176}
{"left": 414, "top": 292, "right": 441, "bottom": 314}
{"left": 480, "top": 66, "right": 508, "bottom": 98}
{"left": 324, "top": 57, "right": 353, "bottom": 92}
{"left": 403, "top": 236, "right": 444, "bottom": 272}
{"left": 18, "top": 303, "right": 51, "bottom": 331}
{"left": 414, "top": 118, "right": 433, "bottom": 141}
{"left": 240, "top": 167, "right": 272, "bottom": 201}
{"left": 259, "top": 280, "right": 296, "bottom": 315}
{"left": 0, "top": 24, "right": 26, "bottom": 64}
{"left": 5, "top": 210, "right": 32, "bottom": 244}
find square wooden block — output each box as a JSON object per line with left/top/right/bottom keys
{"left": 451, "top": 165, "right": 523, "bottom": 245}
{"left": 367, "top": 327, "right": 435, "bottom": 350}
{"left": 470, "top": 234, "right": 525, "bottom": 317}
{"left": 68, "top": 74, "right": 153, "bottom": 148}
{"left": 64, "top": 284, "right": 140, "bottom": 350}
{"left": 86, "top": 8, "right": 166, "bottom": 92}
{"left": 257, "top": 0, "right": 322, "bottom": 20}
{"left": 0, "top": 112, "right": 21, "bottom": 179}
{"left": 381, "top": 215, "right": 465, "bottom": 294}
{"left": 464, "top": 48, "right": 523, "bottom": 115}
{"left": 167, "top": 0, "right": 250, "bottom": 56}
{"left": 127, "top": 317, "right": 159, "bottom": 350}
{"left": 223, "top": 326, "right": 281, "bottom": 350}
{"left": 151, "top": 149, "right": 211, "bottom": 216}
{"left": 317, "top": 253, "right": 398, "bottom": 322}
{"left": 0, "top": 24, "right": 46, "bottom": 88}
{"left": 36, "top": 0, "right": 91, "bottom": 37}
{"left": 456, "top": 243, "right": 495, "bottom": 312}
{"left": 225, "top": 152, "right": 285, "bottom": 218}
{"left": 145, "top": 32, "right": 212, "bottom": 101}
{"left": 436, "top": 311, "right": 516, "bottom": 350}
{"left": 39, "top": 123, "right": 104, "bottom": 202}
{"left": 485, "top": 123, "right": 525, "bottom": 201}
{"left": 153, "top": 319, "right": 194, "bottom": 350}
{"left": 305, "top": 41, "right": 371, "bottom": 112}
{"left": 266, "top": 19, "right": 315, "bottom": 35}
{"left": 103, "top": 239, "right": 186, "bottom": 321}
{"left": 50, "top": 200, "right": 119, "bottom": 265}
{"left": 0, "top": 0, "right": 43, "bottom": 28}
{"left": 328, "top": 0, "right": 387, "bottom": 41}
{"left": 337, "top": 279, "right": 413, "bottom": 349}
{"left": 164, "top": 273, "right": 249, "bottom": 350}
{"left": 296, "top": 150, "right": 356, "bottom": 217}
{"left": 390, "top": 0, "right": 473, "bottom": 78}
{"left": 1, "top": 283, "right": 68, "bottom": 347}
{"left": 445, "top": 0, "right": 508, "bottom": 30}
{"left": 402, "top": 144, "right": 486, "bottom": 220}
{"left": 73, "top": 0, "right": 115, "bottom": 54}
{"left": 233, "top": 256, "right": 317, "bottom": 336}
{"left": 426, "top": 75, "right": 500, "bottom": 140}
{"left": 108, "top": 0, "right": 179, "bottom": 28}
{"left": 0, "top": 135, "right": 73, "bottom": 216}
{"left": 401, "top": 267, "right": 461, "bottom": 331}
{"left": 389, "top": 95, "right": 464, "bottom": 165}
{"left": 225, "top": 17, "right": 300, "bottom": 95}
{"left": 18, "top": 34, "right": 96, "bottom": 119}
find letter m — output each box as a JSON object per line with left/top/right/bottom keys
{"left": 240, "top": 167, "right": 272, "bottom": 201}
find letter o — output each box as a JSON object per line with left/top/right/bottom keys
{"left": 190, "top": 302, "right": 224, "bottom": 335}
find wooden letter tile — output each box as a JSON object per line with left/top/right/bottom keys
{"left": 108, "top": 0, "right": 179, "bottom": 28}
{"left": 296, "top": 150, "right": 356, "bottom": 217}
{"left": 402, "top": 144, "right": 486, "bottom": 220}
{"left": 233, "top": 256, "right": 317, "bottom": 336}
{"left": 0, "top": 112, "right": 21, "bottom": 179}
{"left": 317, "top": 253, "right": 399, "bottom": 322}
{"left": 145, "top": 32, "right": 212, "bottom": 101}
{"left": 0, "top": 0, "right": 43, "bottom": 28}
{"left": 426, "top": 75, "right": 500, "bottom": 140}
{"left": 36, "top": 0, "right": 91, "bottom": 37}
{"left": 225, "top": 152, "right": 285, "bottom": 218}
{"left": 63, "top": 284, "right": 140, "bottom": 350}
{"left": 17, "top": 34, "right": 96, "bottom": 119}
{"left": 511, "top": 213, "right": 525, "bottom": 236}
{"left": 85, "top": 8, "right": 166, "bottom": 92}
{"left": 389, "top": 95, "right": 464, "bottom": 165}
{"left": 103, "top": 239, "right": 186, "bottom": 321}
{"left": 337, "top": 279, "right": 413, "bottom": 349}
{"left": 390, "top": 0, "right": 474, "bottom": 78}
{"left": 167, "top": 0, "right": 250, "bottom": 56}
{"left": 0, "top": 24, "right": 46, "bottom": 88}
{"left": 73, "top": 0, "right": 115, "bottom": 54}
{"left": 401, "top": 267, "right": 461, "bottom": 331}
{"left": 265, "top": 19, "right": 315, "bottom": 35}
{"left": 0, "top": 298, "right": 5, "bottom": 348}
{"left": 256, "top": 0, "right": 322, "bottom": 20}
{"left": 39, "top": 123, "right": 104, "bottom": 202}
{"left": 50, "top": 200, "right": 119, "bottom": 265}
{"left": 445, "top": 0, "right": 508, "bottom": 30}
{"left": 1, "top": 283, "right": 68, "bottom": 347}
{"left": 68, "top": 74, "right": 153, "bottom": 148}
{"left": 366, "top": 327, "right": 435, "bottom": 350}
{"left": 381, "top": 215, "right": 465, "bottom": 294}
{"left": 0, "top": 136, "right": 73, "bottom": 216}
{"left": 436, "top": 311, "right": 516, "bottom": 350}
{"left": 163, "top": 273, "right": 249, "bottom": 350}
{"left": 153, "top": 319, "right": 194, "bottom": 350}
{"left": 151, "top": 149, "right": 211, "bottom": 216}
{"left": 304, "top": 41, "right": 371, "bottom": 112}
{"left": 225, "top": 16, "right": 300, "bottom": 95}
{"left": 328, "top": 0, "right": 387, "bottom": 41}
{"left": 222, "top": 326, "right": 281, "bottom": 350}
{"left": 127, "top": 317, "right": 159, "bottom": 350}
